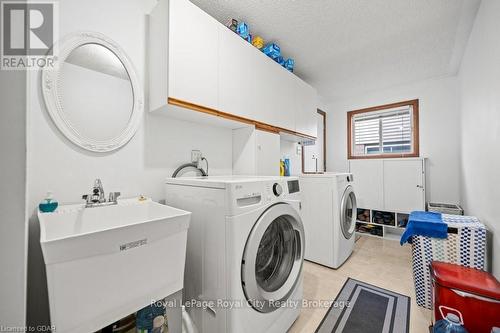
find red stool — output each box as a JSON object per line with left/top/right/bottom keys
{"left": 430, "top": 261, "right": 500, "bottom": 333}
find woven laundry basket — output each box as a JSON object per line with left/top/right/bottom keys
{"left": 410, "top": 214, "right": 487, "bottom": 309}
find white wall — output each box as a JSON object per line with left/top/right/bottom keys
{"left": 0, "top": 69, "right": 27, "bottom": 328}
{"left": 233, "top": 127, "right": 257, "bottom": 175}
{"left": 280, "top": 139, "right": 302, "bottom": 175}
{"left": 326, "top": 76, "right": 461, "bottom": 204}
{"left": 458, "top": 0, "right": 500, "bottom": 278}
{"left": 26, "top": 0, "right": 233, "bottom": 326}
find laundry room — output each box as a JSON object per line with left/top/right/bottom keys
{"left": 0, "top": 0, "right": 499, "bottom": 332}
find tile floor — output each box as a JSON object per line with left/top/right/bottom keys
{"left": 289, "top": 236, "right": 431, "bottom": 333}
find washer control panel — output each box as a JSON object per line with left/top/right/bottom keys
{"left": 229, "top": 177, "right": 301, "bottom": 213}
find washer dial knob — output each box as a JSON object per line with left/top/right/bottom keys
{"left": 272, "top": 183, "right": 283, "bottom": 197}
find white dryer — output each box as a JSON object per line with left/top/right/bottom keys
{"left": 165, "top": 176, "right": 304, "bottom": 333}
{"left": 299, "top": 173, "right": 357, "bottom": 269}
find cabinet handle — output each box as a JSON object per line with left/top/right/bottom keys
{"left": 451, "top": 289, "right": 500, "bottom": 303}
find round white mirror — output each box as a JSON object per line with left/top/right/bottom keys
{"left": 42, "top": 32, "right": 143, "bottom": 152}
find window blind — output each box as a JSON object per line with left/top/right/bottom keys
{"left": 353, "top": 106, "right": 413, "bottom": 153}
{"left": 354, "top": 117, "right": 379, "bottom": 144}
{"left": 381, "top": 111, "right": 411, "bottom": 143}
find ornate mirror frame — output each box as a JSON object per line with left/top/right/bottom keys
{"left": 41, "top": 31, "right": 144, "bottom": 153}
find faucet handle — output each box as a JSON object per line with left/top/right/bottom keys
{"left": 82, "top": 194, "right": 91, "bottom": 204}
{"left": 109, "top": 192, "right": 121, "bottom": 203}
{"left": 93, "top": 179, "right": 105, "bottom": 203}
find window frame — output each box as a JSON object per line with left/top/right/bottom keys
{"left": 347, "top": 99, "right": 419, "bottom": 159}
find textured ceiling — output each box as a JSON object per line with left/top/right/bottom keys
{"left": 190, "top": 0, "right": 481, "bottom": 102}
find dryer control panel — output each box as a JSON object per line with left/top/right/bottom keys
{"left": 227, "top": 177, "right": 301, "bottom": 216}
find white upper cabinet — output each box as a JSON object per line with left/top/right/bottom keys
{"left": 150, "top": 0, "right": 317, "bottom": 138}
{"left": 168, "top": 0, "right": 219, "bottom": 109}
{"left": 219, "top": 26, "right": 296, "bottom": 130}
{"left": 219, "top": 27, "right": 271, "bottom": 124}
{"left": 271, "top": 64, "right": 296, "bottom": 132}
{"left": 293, "top": 76, "right": 318, "bottom": 138}
{"left": 149, "top": 0, "right": 218, "bottom": 111}
{"left": 148, "top": 0, "right": 170, "bottom": 112}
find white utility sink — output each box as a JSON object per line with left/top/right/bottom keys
{"left": 39, "top": 198, "right": 191, "bottom": 333}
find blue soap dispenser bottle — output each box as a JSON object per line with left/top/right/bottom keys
{"left": 39, "top": 191, "right": 58, "bottom": 213}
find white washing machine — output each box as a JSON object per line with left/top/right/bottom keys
{"left": 165, "top": 176, "right": 304, "bottom": 333}
{"left": 299, "top": 173, "right": 357, "bottom": 269}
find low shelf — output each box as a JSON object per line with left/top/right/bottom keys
{"left": 356, "top": 222, "right": 383, "bottom": 237}
{"left": 355, "top": 207, "right": 409, "bottom": 241}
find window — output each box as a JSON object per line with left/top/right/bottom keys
{"left": 347, "top": 99, "right": 419, "bottom": 159}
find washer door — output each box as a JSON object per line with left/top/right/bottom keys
{"left": 340, "top": 185, "right": 357, "bottom": 239}
{"left": 242, "top": 203, "right": 304, "bottom": 313}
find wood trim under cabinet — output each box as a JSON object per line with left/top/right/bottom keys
{"left": 167, "top": 97, "right": 315, "bottom": 139}
{"left": 278, "top": 127, "right": 316, "bottom": 140}
{"left": 347, "top": 99, "right": 419, "bottom": 159}
{"left": 255, "top": 123, "right": 280, "bottom": 134}
{"left": 168, "top": 97, "right": 252, "bottom": 125}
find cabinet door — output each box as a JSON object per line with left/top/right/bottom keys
{"left": 219, "top": 27, "right": 295, "bottom": 130}
{"left": 294, "top": 77, "right": 318, "bottom": 138}
{"left": 266, "top": 61, "right": 295, "bottom": 131}
{"left": 383, "top": 159, "right": 425, "bottom": 211}
{"left": 169, "top": 0, "right": 219, "bottom": 109}
{"left": 255, "top": 130, "right": 280, "bottom": 176}
{"left": 349, "top": 160, "right": 384, "bottom": 209}
{"left": 219, "top": 27, "right": 268, "bottom": 123}
{"left": 219, "top": 27, "right": 275, "bottom": 125}
{"left": 303, "top": 144, "right": 319, "bottom": 173}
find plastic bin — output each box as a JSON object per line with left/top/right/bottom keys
{"left": 410, "top": 214, "right": 487, "bottom": 309}
{"left": 430, "top": 261, "right": 500, "bottom": 333}
{"left": 427, "top": 202, "right": 464, "bottom": 215}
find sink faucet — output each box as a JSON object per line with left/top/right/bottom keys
{"left": 93, "top": 179, "right": 105, "bottom": 203}
{"left": 82, "top": 179, "right": 120, "bottom": 208}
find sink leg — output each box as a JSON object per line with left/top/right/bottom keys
{"left": 165, "top": 289, "right": 182, "bottom": 333}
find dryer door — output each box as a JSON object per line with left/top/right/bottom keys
{"left": 340, "top": 185, "right": 357, "bottom": 239}
{"left": 242, "top": 203, "right": 304, "bottom": 313}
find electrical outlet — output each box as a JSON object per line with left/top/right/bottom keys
{"left": 191, "top": 150, "right": 202, "bottom": 163}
